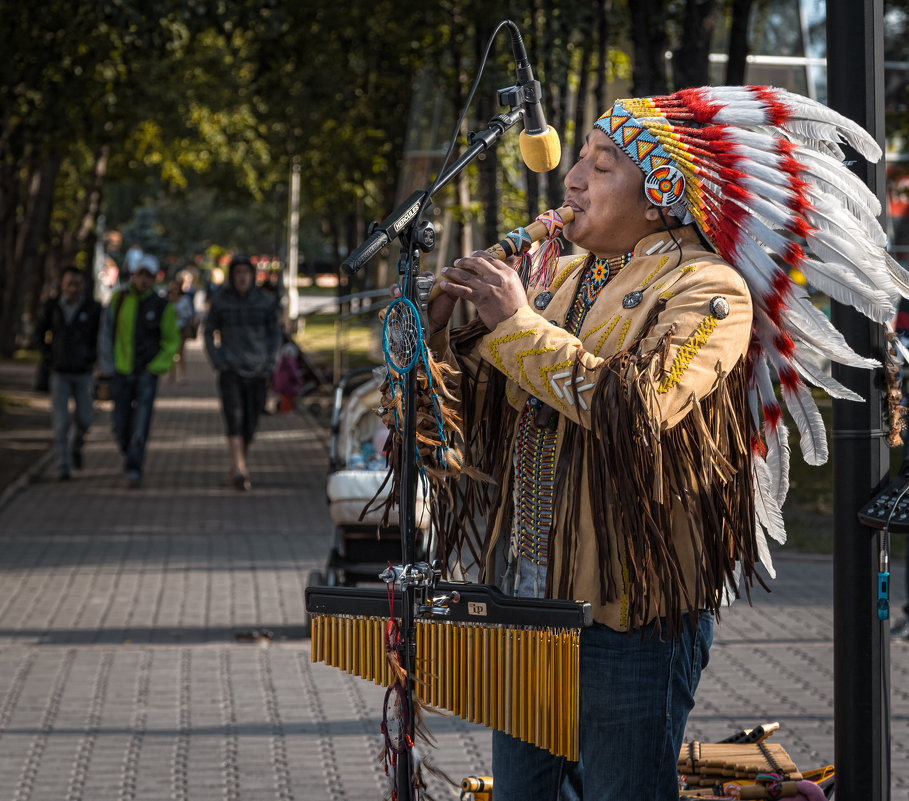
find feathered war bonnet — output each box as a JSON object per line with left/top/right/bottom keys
{"left": 595, "top": 85, "right": 909, "bottom": 574}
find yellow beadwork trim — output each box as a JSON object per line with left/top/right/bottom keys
{"left": 488, "top": 329, "right": 536, "bottom": 379}
{"left": 620, "top": 557, "right": 630, "bottom": 628}
{"left": 658, "top": 314, "right": 719, "bottom": 393}
{"left": 658, "top": 292, "right": 677, "bottom": 301}
{"left": 515, "top": 346, "right": 558, "bottom": 393}
{"left": 681, "top": 264, "right": 698, "bottom": 274}
{"left": 615, "top": 319, "right": 632, "bottom": 351}
{"left": 552, "top": 255, "right": 587, "bottom": 291}
{"left": 539, "top": 359, "right": 576, "bottom": 408}
{"left": 640, "top": 256, "right": 668, "bottom": 288}
{"left": 593, "top": 315, "right": 622, "bottom": 354}
{"left": 585, "top": 313, "right": 616, "bottom": 338}
{"left": 506, "top": 380, "right": 520, "bottom": 407}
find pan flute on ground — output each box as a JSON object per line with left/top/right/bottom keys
{"left": 679, "top": 740, "right": 803, "bottom": 798}
{"left": 306, "top": 583, "right": 592, "bottom": 760}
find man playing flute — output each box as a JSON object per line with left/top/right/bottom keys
{"left": 390, "top": 86, "right": 900, "bottom": 799}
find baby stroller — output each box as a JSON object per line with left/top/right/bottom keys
{"left": 305, "top": 367, "right": 433, "bottom": 627}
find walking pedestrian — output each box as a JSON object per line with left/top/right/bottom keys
{"left": 204, "top": 254, "right": 280, "bottom": 490}
{"left": 36, "top": 266, "right": 102, "bottom": 480}
{"left": 167, "top": 279, "right": 196, "bottom": 383}
{"left": 99, "top": 253, "right": 180, "bottom": 488}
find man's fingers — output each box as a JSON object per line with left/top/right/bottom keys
{"left": 440, "top": 265, "right": 477, "bottom": 286}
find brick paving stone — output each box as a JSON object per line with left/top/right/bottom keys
{"left": 0, "top": 341, "right": 907, "bottom": 798}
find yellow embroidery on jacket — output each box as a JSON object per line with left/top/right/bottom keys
{"left": 620, "top": 558, "right": 630, "bottom": 628}
{"left": 515, "top": 346, "right": 558, "bottom": 392}
{"left": 593, "top": 315, "right": 621, "bottom": 354}
{"left": 681, "top": 263, "right": 698, "bottom": 274}
{"left": 658, "top": 314, "right": 719, "bottom": 393}
{"left": 615, "top": 319, "right": 632, "bottom": 351}
{"left": 658, "top": 291, "right": 677, "bottom": 301}
{"left": 488, "top": 329, "right": 537, "bottom": 379}
{"left": 640, "top": 256, "right": 668, "bottom": 288}
{"left": 552, "top": 255, "right": 587, "bottom": 291}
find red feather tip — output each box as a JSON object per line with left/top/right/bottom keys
{"left": 771, "top": 269, "right": 793, "bottom": 298}
{"left": 762, "top": 401, "right": 783, "bottom": 429}
{"left": 782, "top": 240, "right": 807, "bottom": 267}
{"left": 778, "top": 364, "right": 801, "bottom": 392}
{"left": 751, "top": 431, "right": 768, "bottom": 457}
{"left": 773, "top": 332, "right": 796, "bottom": 358}
{"left": 675, "top": 89, "right": 724, "bottom": 123}
{"left": 751, "top": 86, "right": 792, "bottom": 127}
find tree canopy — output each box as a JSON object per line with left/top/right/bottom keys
{"left": 2, "top": 0, "right": 900, "bottom": 354}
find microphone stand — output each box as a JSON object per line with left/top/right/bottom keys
{"left": 343, "top": 105, "right": 524, "bottom": 801}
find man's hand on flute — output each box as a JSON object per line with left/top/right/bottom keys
{"left": 388, "top": 251, "right": 522, "bottom": 334}
{"left": 438, "top": 251, "right": 524, "bottom": 330}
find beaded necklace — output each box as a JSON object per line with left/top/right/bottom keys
{"left": 566, "top": 251, "right": 634, "bottom": 334}
{"left": 510, "top": 250, "right": 635, "bottom": 579}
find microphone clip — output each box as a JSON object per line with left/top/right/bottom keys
{"left": 497, "top": 82, "right": 542, "bottom": 117}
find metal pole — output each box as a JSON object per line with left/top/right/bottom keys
{"left": 827, "top": 1, "right": 890, "bottom": 799}
{"left": 286, "top": 158, "right": 301, "bottom": 324}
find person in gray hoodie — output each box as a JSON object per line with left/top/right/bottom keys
{"left": 204, "top": 255, "right": 279, "bottom": 490}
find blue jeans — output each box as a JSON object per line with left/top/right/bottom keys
{"left": 491, "top": 612, "right": 713, "bottom": 801}
{"left": 110, "top": 372, "right": 159, "bottom": 480}
{"left": 49, "top": 371, "right": 94, "bottom": 476}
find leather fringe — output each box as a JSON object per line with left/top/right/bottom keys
{"left": 408, "top": 311, "right": 759, "bottom": 637}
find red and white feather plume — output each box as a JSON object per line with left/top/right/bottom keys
{"left": 603, "top": 85, "right": 909, "bottom": 577}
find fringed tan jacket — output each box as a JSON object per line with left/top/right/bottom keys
{"left": 431, "top": 226, "right": 759, "bottom": 634}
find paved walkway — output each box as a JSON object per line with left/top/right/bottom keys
{"left": 0, "top": 342, "right": 907, "bottom": 799}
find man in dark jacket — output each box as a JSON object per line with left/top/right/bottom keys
{"left": 99, "top": 254, "right": 179, "bottom": 488}
{"left": 204, "top": 255, "right": 279, "bottom": 490}
{"left": 37, "top": 266, "right": 102, "bottom": 480}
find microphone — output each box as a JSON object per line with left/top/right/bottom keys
{"left": 506, "top": 23, "right": 561, "bottom": 173}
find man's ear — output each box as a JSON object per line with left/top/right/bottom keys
{"left": 644, "top": 204, "right": 662, "bottom": 222}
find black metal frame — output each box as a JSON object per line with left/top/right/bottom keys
{"left": 827, "top": 2, "right": 891, "bottom": 799}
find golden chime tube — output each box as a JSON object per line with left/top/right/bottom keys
{"left": 308, "top": 613, "right": 582, "bottom": 761}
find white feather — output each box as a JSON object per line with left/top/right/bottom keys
{"left": 885, "top": 252, "right": 909, "bottom": 299}
{"left": 752, "top": 454, "right": 785, "bottom": 580}
{"left": 749, "top": 354, "right": 791, "bottom": 505}
{"left": 790, "top": 345, "right": 866, "bottom": 402}
{"left": 764, "top": 415, "right": 792, "bottom": 506}
{"left": 784, "top": 293, "right": 880, "bottom": 369}
{"left": 807, "top": 228, "right": 887, "bottom": 288}
{"left": 792, "top": 144, "right": 882, "bottom": 216}
{"left": 804, "top": 189, "right": 887, "bottom": 251}
{"left": 780, "top": 378, "right": 829, "bottom": 466}
{"left": 796, "top": 258, "right": 894, "bottom": 324}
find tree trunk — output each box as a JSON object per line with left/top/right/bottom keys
{"left": 595, "top": 0, "right": 610, "bottom": 118}
{"left": 572, "top": 31, "right": 593, "bottom": 177}
{"left": 0, "top": 165, "right": 20, "bottom": 346}
{"left": 629, "top": 0, "right": 670, "bottom": 95}
{"left": 475, "top": 16, "right": 499, "bottom": 247}
{"left": 1, "top": 154, "right": 60, "bottom": 357}
{"left": 726, "top": 0, "right": 755, "bottom": 85}
{"left": 672, "top": 0, "right": 720, "bottom": 90}
{"left": 71, "top": 144, "right": 110, "bottom": 260}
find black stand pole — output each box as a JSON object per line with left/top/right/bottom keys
{"left": 344, "top": 106, "right": 524, "bottom": 801}
{"left": 827, "top": 2, "right": 891, "bottom": 799}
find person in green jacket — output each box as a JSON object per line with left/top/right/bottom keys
{"left": 99, "top": 253, "right": 179, "bottom": 488}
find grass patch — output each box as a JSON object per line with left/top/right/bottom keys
{"left": 11, "top": 349, "right": 41, "bottom": 364}
{"left": 295, "top": 313, "right": 380, "bottom": 372}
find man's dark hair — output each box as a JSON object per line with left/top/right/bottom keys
{"left": 229, "top": 255, "right": 254, "bottom": 271}
{"left": 61, "top": 265, "right": 85, "bottom": 280}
